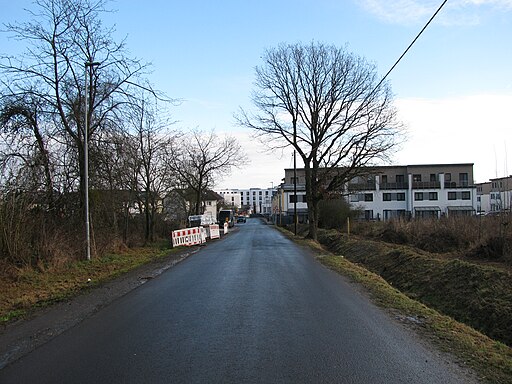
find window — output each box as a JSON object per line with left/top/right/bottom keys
{"left": 459, "top": 173, "right": 469, "bottom": 186}
{"left": 429, "top": 192, "right": 438, "bottom": 201}
{"left": 414, "top": 192, "right": 423, "bottom": 201}
{"left": 259, "top": 191, "right": 262, "bottom": 195}
{"left": 231, "top": 197, "right": 234, "bottom": 202}
{"left": 265, "top": 191, "right": 269, "bottom": 195}
{"left": 350, "top": 194, "right": 360, "bottom": 202}
{"left": 445, "top": 173, "right": 451, "bottom": 182}
{"left": 462, "top": 191, "right": 471, "bottom": 200}
{"left": 448, "top": 192, "right": 457, "bottom": 200}
{"left": 383, "top": 193, "right": 392, "bottom": 201}
{"left": 381, "top": 175, "right": 388, "bottom": 184}
{"left": 396, "top": 175, "right": 405, "bottom": 183}
{"left": 397, "top": 193, "right": 405, "bottom": 201}
{"left": 413, "top": 174, "right": 422, "bottom": 182}
{"left": 289, "top": 195, "right": 306, "bottom": 203}
{"left": 430, "top": 174, "right": 437, "bottom": 182}
{"left": 364, "top": 193, "right": 373, "bottom": 202}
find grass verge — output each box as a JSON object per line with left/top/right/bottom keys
{"left": 275, "top": 226, "right": 512, "bottom": 384}
{"left": 0, "top": 243, "right": 178, "bottom": 324}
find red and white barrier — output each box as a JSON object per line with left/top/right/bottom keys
{"left": 171, "top": 227, "right": 204, "bottom": 247}
{"left": 209, "top": 224, "right": 220, "bottom": 239}
{"left": 200, "top": 227, "right": 207, "bottom": 243}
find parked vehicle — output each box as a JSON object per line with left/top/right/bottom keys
{"left": 218, "top": 209, "right": 235, "bottom": 227}
{"left": 237, "top": 216, "right": 246, "bottom": 223}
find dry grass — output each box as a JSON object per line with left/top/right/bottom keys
{"left": 352, "top": 215, "right": 512, "bottom": 259}
{"left": 0, "top": 244, "right": 175, "bottom": 323}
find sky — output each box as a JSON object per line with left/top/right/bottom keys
{"left": 1, "top": 0, "right": 512, "bottom": 189}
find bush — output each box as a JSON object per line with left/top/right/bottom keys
{"left": 352, "top": 215, "right": 512, "bottom": 257}
{"left": 318, "top": 199, "right": 357, "bottom": 230}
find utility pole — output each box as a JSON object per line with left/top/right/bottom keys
{"left": 293, "top": 128, "right": 297, "bottom": 235}
{"left": 84, "top": 61, "right": 100, "bottom": 261}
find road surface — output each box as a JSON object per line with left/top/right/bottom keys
{"left": 0, "top": 218, "right": 478, "bottom": 383}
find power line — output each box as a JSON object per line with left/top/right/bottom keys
{"left": 373, "top": 0, "right": 449, "bottom": 94}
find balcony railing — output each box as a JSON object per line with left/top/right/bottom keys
{"left": 380, "top": 182, "right": 409, "bottom": 190}
{"left": 445, "top": 181, "right": 471, "bottom": 188}
{"left": 348, "top": 182, "right": 376, "bottom": 191}
{"left": 412, "top": 181, "right": 441, "bottom": 189}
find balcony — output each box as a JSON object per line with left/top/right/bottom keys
{"left": 445, "top": 181, "right": 471, "bottom": 189}
{"left": 412, "top": 181, "right": 441, "bottom": 189}
{"left": 348, "top": 182, "right": 376, "bottom": 191}
{"left": 380, "top": 182, "right": 409, "bottom": 190}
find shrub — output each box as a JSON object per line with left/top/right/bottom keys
{"left": 318, "top": 199, "right": 357, "bottom": 230}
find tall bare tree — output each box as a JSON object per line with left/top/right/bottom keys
{"left": 0, "top": 0, "right": 173, "bottom": 261}
{"left": 237, "top": 42, "right": 403, "bottom": 240}
{"left": 129, "top": 96, "right": 177, "bottom": 243}
{"left": 0, "top": 0, "right": 156, "bottom": 211}
{"left": 168, "top": 129, "right": 247, "bottom": 215}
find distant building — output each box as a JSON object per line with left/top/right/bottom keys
{"left": 215, "top": 187, "right": 276, "bottom": 215}
{"left": 476, "top": 182, "right": 492, "bottom": 214}
{"left": 489, "top": 175, "right": 512, "bottom": 214}
{"left": 275, "top": 163, "right": 477, "bottom": 222}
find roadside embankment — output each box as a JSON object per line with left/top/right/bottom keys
{"left": 317, "top": 229, "right": 512, "bottom": 347}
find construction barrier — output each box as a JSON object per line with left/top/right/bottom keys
{"left": 209, "top": 224, "right": 220, "bottom": 239}
{"left": 171, "top": 227, "right": 204, "bottom": 247}
{"left": 200, "top": 227, "right": 207, "bottom": 243}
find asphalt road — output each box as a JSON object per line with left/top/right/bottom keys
{"left": 0, "top": 219, "right": 477, "bottom": 383}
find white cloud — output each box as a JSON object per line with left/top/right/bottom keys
{"left": 395, "top": 93, "right": 512, "bottom": 182}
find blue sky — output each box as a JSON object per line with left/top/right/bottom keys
{"left": 1, "top": 0, "right": 512, "bottom": 188}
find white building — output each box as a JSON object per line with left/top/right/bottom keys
{"left": 276, "top": 164, "right": 477, "bottom": 221}
{"left": 478, "top": 175, "right": 512, "bottom": 214}
{"left": 476, "top": 182, "right": 491, "bottom": 214}
{"left": 215, "top": 187, "right": 277, "bottom": 215}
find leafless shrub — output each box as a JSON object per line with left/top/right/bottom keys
{"left": 352, "top": 215, "right": 512, "bottom": 259}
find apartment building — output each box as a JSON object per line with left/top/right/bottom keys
{"left": 276, "top": 164, "right": 477, "bottom": 221}
{"left": 477, "top": 175, "right": 512, "bottom": 214}
{"left": 476, "top": 182, "right": 492, "bottom": 214}
{"left": 215, "top": 187, "right": 276, "bottom": 214}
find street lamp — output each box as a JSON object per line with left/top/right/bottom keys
{"left": 84, "top": 61, "right": 100, "bottom": 261}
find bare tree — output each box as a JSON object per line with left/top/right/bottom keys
{"left": 0, "top": 0, "right": 158, "bottom": 212}
{"left": 237, "top": 42, "right": 403, "bottom": 240}
{"left": 168, "top": 129, "right": 247, "bottom": 215}
{"left": 129, "top": 96, "right": 177, "bottom": 244}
